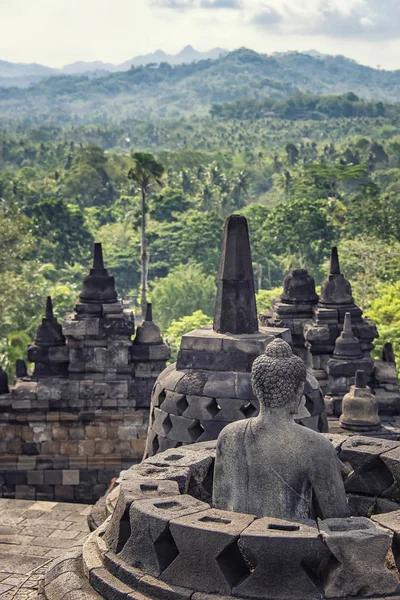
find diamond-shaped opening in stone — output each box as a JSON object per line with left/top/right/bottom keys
{"left": 240, "top": 402, "right": 258, "bottom": 418}
{"left": 176, "top": 395, "right": 189, "bottom": 416}
{"left": 151, "top": 436, "right": 160, "bottom": 456}
{"left": 188, "top": 421, "right": 205, "bottom": 442}
{"left": 206, "top": 398, "right": 221, "bottom": 418}
{"left": 115, "top": 505, "right": 132, "bottom": 554}
{"left": 162, "top": 414, "right": 173, "bottom": 436}
{"left": 157, "top": 390, "right": 166, "bottom": 408}
{"left": 216, "top": 540, "right": 252, "bottom": 589}
{"left": 154, "top": 525, "right": 179, "bottom": 572}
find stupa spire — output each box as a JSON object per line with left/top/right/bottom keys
{"left": 79, "top": 242, "right": 118, "bottom": 304}
{"left": 45, "top": 296, "right": 54, "bottom": 319}
{"left": 93, "top": 242, "right": 105, "bottom": 269}
{"left": 330, "top": 246, "right": 341, "bottom": 275}
{"left": 145, "top": 303, "right": 153, "bottom": 322}
{"left": 213, "top": 214, "right": 258, "bottom": 335}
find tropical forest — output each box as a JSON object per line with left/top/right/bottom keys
{"left": 1, "top": 49, "right": 400, "bottom": 374}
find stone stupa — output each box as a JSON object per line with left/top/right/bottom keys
{"left": 144, "top": 214, "right": 328, "bottom": 458}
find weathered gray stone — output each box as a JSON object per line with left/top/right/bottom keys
{"left": 162, "top": 508, "right": 254, "bottom": 594}
{"left": 339, "top": 436, "right": 400, "bottom": 496}
{"left": 213, "top": 339, "right": 349, "bottom": 520}
{"left": 320, "top": 517, "right": 399, "bottom": 598}
{"left": 119, "top": 495, "right": 209, "bottom": 576}
{"left": 236, "top": 517, "right": 327, "bottom": 599}
{"left": 104, "top": 478, "right": 180, "bottom": 553}
{"left": 202, "top": 372, "right": 235, "bottom": 399}
{"left": 213, "top": 215, "right": 258, "bottom": 335}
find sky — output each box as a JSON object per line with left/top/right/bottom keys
{"left": 1, "top": 0, "right": 400, "bottom": 69}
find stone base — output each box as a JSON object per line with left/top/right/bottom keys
{"left": 0, "top": 409, "right": 148, "bottom": 502}
{"left": 41, "top": 439, "right": 400, "bottom": 600}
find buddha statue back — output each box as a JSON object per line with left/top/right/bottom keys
{"left": 213, "top": 338, "right": 349, "bottom": 521}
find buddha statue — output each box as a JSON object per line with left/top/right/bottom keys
{"left": 213, "top": 338, "right": 349, "bottom": 521}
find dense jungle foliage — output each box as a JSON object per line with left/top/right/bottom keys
{"left": 1, "top": 49, "right": 400, "bottom": 374}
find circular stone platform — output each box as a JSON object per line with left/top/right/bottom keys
{"left": 41, "top": 436, "right": 400, "bottom": 600}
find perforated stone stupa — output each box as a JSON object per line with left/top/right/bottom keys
{"left": 144, "top": 215, "right": 328, "bottom": 458}
{"left": 263, "top": 247, "right": 400, "bottom": 417}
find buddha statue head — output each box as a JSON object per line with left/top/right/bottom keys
{"left": 251, "top": 338, "right": 307, "bottom": 413}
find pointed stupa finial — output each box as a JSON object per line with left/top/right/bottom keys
{"left": 45, "top": 296, "right": 54, "bottom": 319}
{"left": 0, "top": 366, "right": 9, "bottom": 394}
{"left": 79, "top": 243, "right": 118, "bottom": 304}
{"left": 355, "top": 370, "right": 367, "bottom": 388}
{"left": 333, "top": 312, "right": 363, "bottom": 359}
{"left": 93, "top": 242, "right": 104, "bottom": 269}
{"left": 343, "top": 311, "right": 352, "bottom": 334}
{"left": 382, "top": 342, "right": 396, "bottom": 364}
{"left": 330, "top": 246, "right": 340, "bottom": 275}
{"left": 145, "top": 303, "right": 153, "bottom": 322}
{"left": 213, "top": 214, "right": 258, "bottom": 335}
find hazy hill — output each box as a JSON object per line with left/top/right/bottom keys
{"left": 0, "top": 46, "right": 228, "bottom": 85}
{"left": 1, "top": 48, "right": 400, "bottom": 125}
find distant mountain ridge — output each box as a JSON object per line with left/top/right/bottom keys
{"left": 0, "top": 46, "right": 228, "bottom": 86}
{"left": 1, "top": 48, "right": 400, "bottom": 126}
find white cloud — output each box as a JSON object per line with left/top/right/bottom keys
{"left": 0, "top": 0, "right": 399, "bottom": 69}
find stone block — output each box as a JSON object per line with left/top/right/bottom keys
{"left": 203, "top": 372, "right": 235, "bottom": 399}
{"left": 93, "top": 346, "right": 107, "bottom": 364}
{"left": 372, "top": 510, "right": 400, "bottom": 571}
{"left": 374, "top": 360, "right": 398, "bottom": 384}
{"left": 159, "top": 508, "right": 253, "bottom": 594}
{"left": 60, "top": 380, "right": 80, "bottom": 402}
{"left": 213, "top": 398, "right": 252, "bottom": 422}
{"left": 62, "top": 470, "right": 80, "bottom": 485}
{"left": 41, "top": 441, "right": 61, "bottom": 454}
{"left": 78, "top": 440, "right": 96, "bottom": 456}
{"left": 347, "top": 493, "right": 376, "bottom": 517}
{"left": 86, "top": 318, "right": 101, "bottom": 336}
{"left": 15, "top": 485, "right": 36, "bottom": 500}
{"left": 137, "top": 574, "right": 192, "bottom": 600}
{"left": 181, "top": 329, "right": 223, "bottom": 353}
{"left": 183, "top": 396, "right": 219, "bottom": 421}
{"left": 235, "top": 373, "right": 255, "bottom": 400}
{"left": 54, "top": 485, "right": 75, "bottom": 501}
{"left": 48, "top": 345, "right": 69, "bottom": 363}
{"left": 108, "top": 381, "right": 129, "bottom": 399}
{"left": 45, "top": 470, "right": 63, "bottom": 485}
{"left": 107, "top": 343, "right": 130, "bottom": 365}
{"left": 236, "top": 517, "right": 326, "bottom": 599}
{"left": 320, "top": 516, "right": 399, "bottom": 598}
{"left": 131, "top": 463, "right": 191, "bottom": 494}
{"left": 63, "top": 318, "right": 87, "bottom": 337}
{"left": 28, "top": 470, "right": 44, "bottom": 485}
{"left": 119, "top": 494, "right": 209, "bottom": 576}
{"left": 148, "top": 345, "right": 170, "bottom": 361}
{"left": 95, "top": 439, "right": 115, "bottom": 454}
{"left": 195, "top": 420, "right": 230, "bottom": 443}
{"left": 93, "top": 383, "right": 109, "bottom": 399}
{"left": 52, "top": 425, "right": 69, "bottom": 441}
{"left": 105, "top": 478, "right": 180, "bottom": 553}
{"left": 168, "top": 414, "right": 205, "bottom": 444}
{"left": 37, "top": 381, "right": 62, "bottom": 402}
{"left": 12, "top": 381, "right": 37, "bottom": 401}
{"left": 339, "top": 436, "right": 400, "bottom": 496}
{"left": 158, "top": 391, "right": 187, "bottom": 416}
{"left": 380, "top": 446, "right": 400, "bottom": 502}
{"left": 79, "top": 380, "right": 95, "bottom": 401}
{"left": 60, "top": 440, "right": 79, "bottom": 456}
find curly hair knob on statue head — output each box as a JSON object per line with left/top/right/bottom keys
{"left": 251, "top": 338, "right": 307, "bottom": 409}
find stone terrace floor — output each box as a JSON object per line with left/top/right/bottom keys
{"left": 0, "top": 499, "right": 91, "bottom": 599}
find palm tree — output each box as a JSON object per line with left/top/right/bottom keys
{"left": 128, "top": 152, "right": 165, "bottom": 316}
